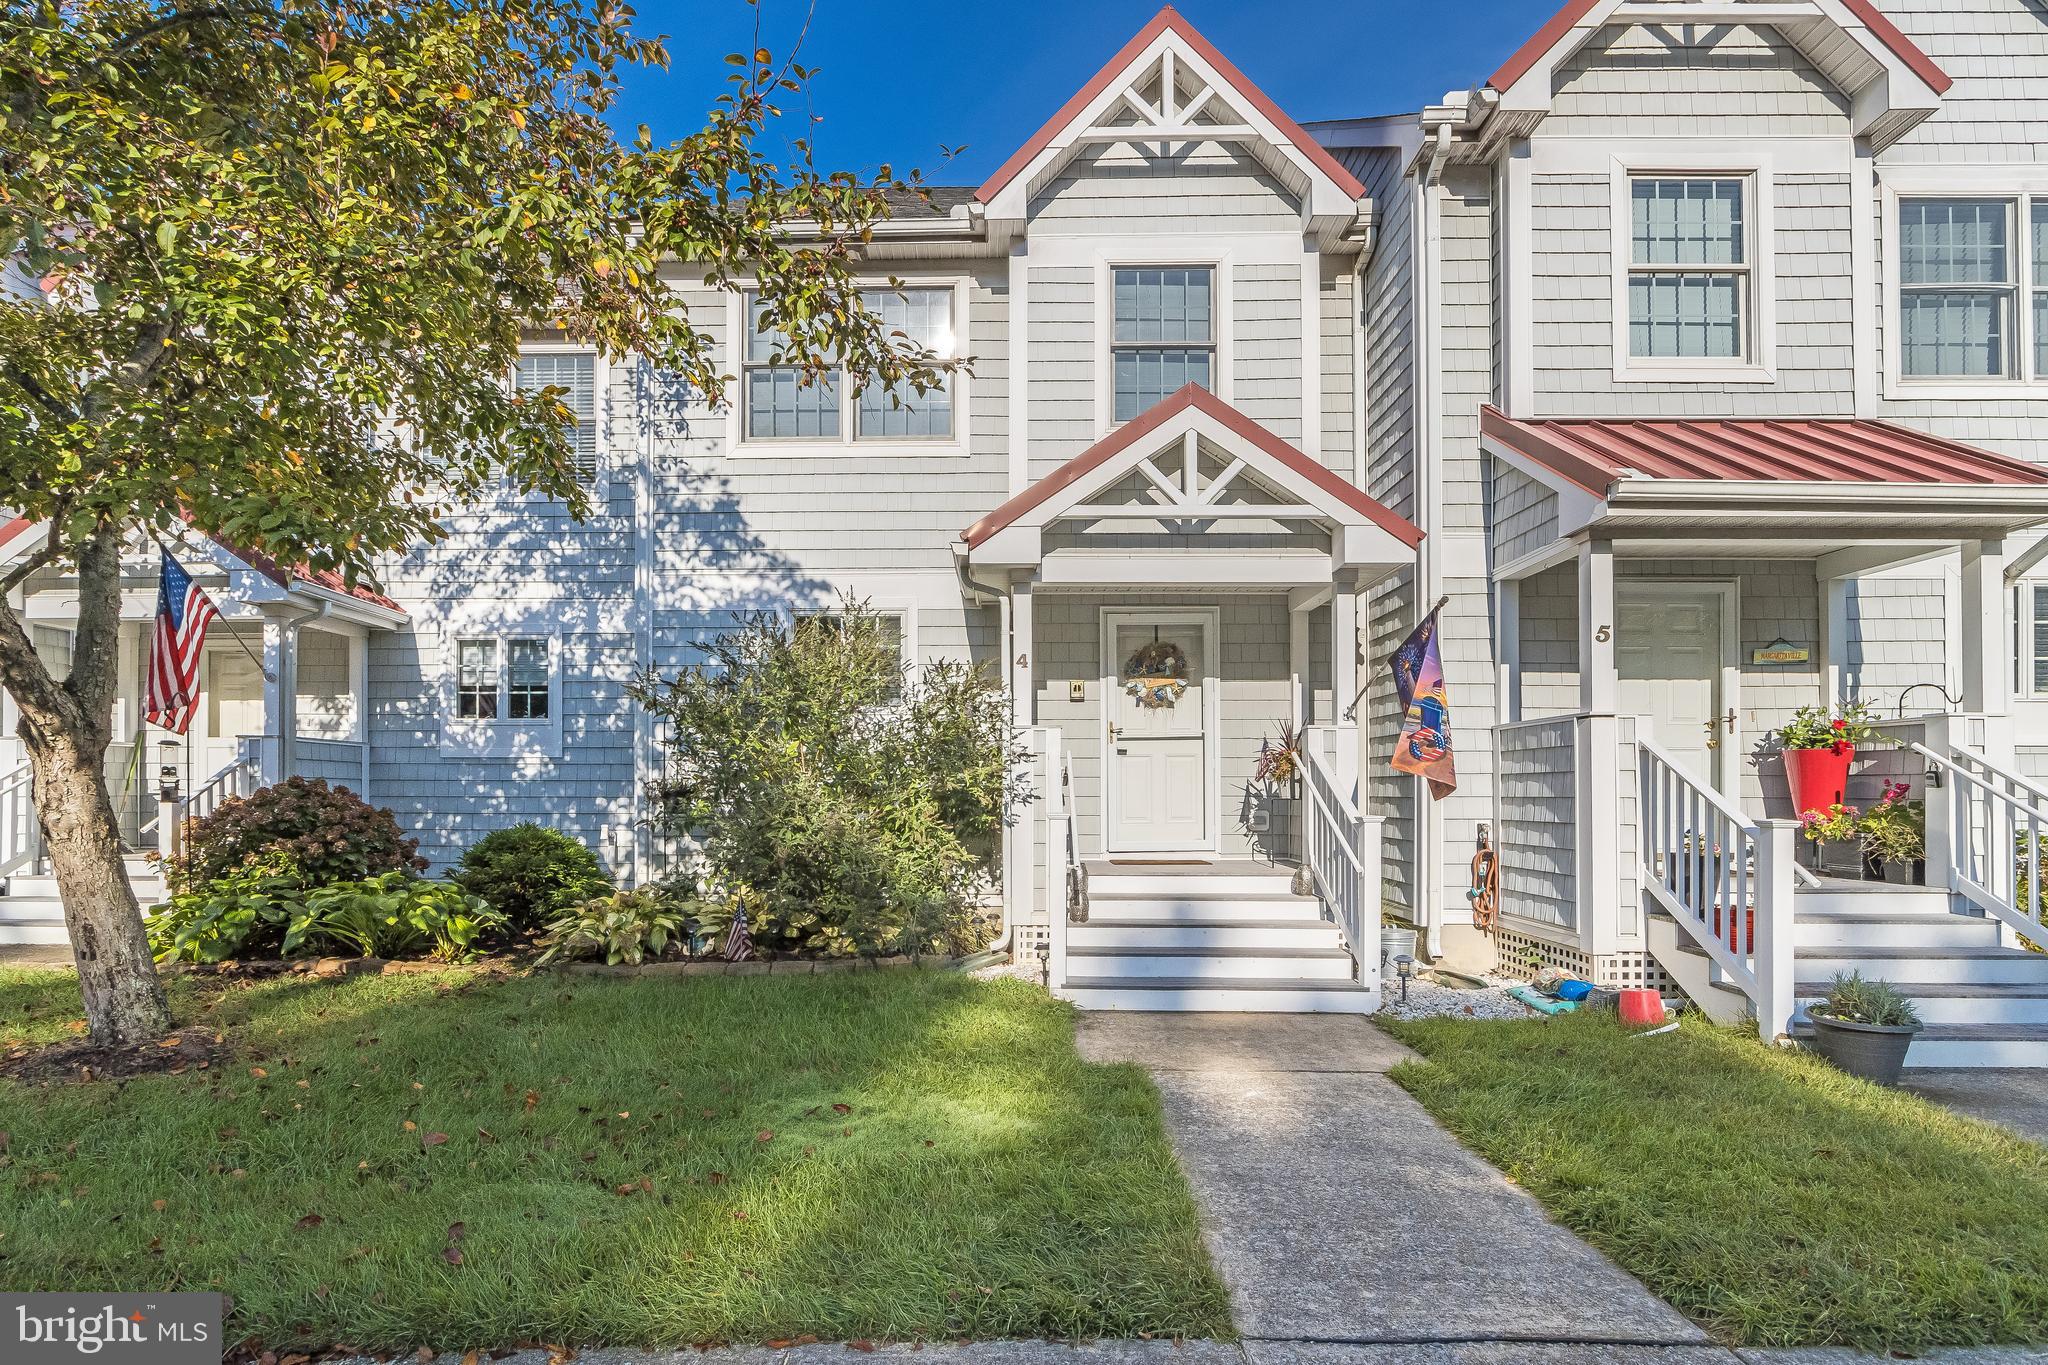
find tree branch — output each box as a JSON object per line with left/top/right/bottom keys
{"left": 3, "top": 363, "right": 79, "bottom": 426}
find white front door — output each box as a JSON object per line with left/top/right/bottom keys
{"left": 203, "top": 649, "right": 266, "bottom": 780}
{"left": 1617, "top": 584, "right": 1735, "bottom": 790}
{"left": 1103, "top": 611, "right": 1215, "bottom": 852}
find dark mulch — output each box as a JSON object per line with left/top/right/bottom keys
{"left": 0, "top": 1027, "right": 229, "bottom": 1084}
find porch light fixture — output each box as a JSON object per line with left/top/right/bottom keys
{"left": 1394, "top": 953, "right": 1414, "bottom": 1004}
{"left": 1034, "top": 938, "right": 1051, "bottom": 988}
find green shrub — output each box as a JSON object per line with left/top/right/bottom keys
{"left": 283, "top": 872, "right": 504, "bottom": 961}
{"left": 146, "top": 852, "right": 305, "bottom": 963}
{"left": 1814, "top": 971, "right": 1922, "bottom": 1028}
{"left": 537, "top": 890, "right": 689, "bottom": 966}
{"left": 636, "top": 598, "right": 1024, "bottom": 958}
{"left": 451, "top": 823, "right": 611, "bottom": 933}
{"left": 169, "top": 777, "right": 425, "bottom": 889}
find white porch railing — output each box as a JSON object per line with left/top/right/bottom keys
{"left": 1301, "top": 726, "right": 1382, "bottom": 983}
{"left": 0, "top": 759, "right": 37, "bottom": 879}
{"left": 1637, "top": 737, "right": 1797, "bottom": 1041}
{"left": 1912, "top": 728, "right": 2048, "bottom": 944}
{"left": 1045, "top": 733, "right": 1075, "bottom": 993}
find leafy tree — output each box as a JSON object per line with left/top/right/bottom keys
{"left": 0, "top": 0, "right": 953, "bottom": 1042}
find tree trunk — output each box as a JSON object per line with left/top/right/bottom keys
{"left": 24, "top": 723, "right": 169, "bottom": 1044}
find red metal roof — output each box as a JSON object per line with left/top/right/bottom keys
{"left": 215, "top": 535, "right": 404, "bottom": 613}
{"left": 963, "top": 385, "right": 1422, "bottom": 549}
{"left": 1481, "top": 407, "right": 2048, "bottom": 497}
{"left": 1486, "top": 0, "right": 1950, "bottom": 97}
{"left": 976, "top": 7, "right": 1366, "bottom": 206}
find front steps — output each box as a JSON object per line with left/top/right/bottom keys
{"left": 1059, "top": 861, "right": 1374, "bottom": 1013}
{"left": 1652, "top": 879, "right": 2048, "bottom": 1068}
{"left": 0, "top": 857, "right": 163, "bottom": 946}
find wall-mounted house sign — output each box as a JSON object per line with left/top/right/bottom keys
{"left": 1751, "top": 638, "right": 1810, "bottom": 666}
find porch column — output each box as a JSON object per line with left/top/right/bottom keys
{"left": 1009, "top": 576, "right": 1036, "bottom": 728}
{"left": 1288, "top": 602, "right": 1311, "bottom": 729}
{"left": 1959, "top": 538, "right": 2009, "bottom": 717}
{"left": 1332, "top": 582, "right": 1358, "bottom": 726}
{"left": 1577, "top": 537, "right": 1617, "bottom": 714}
{"left": 1495, "top": 577, "right": 1521, "bottom": 724}
{"left": 1816, "top": 572, "right": 1850, "bottom": 704}
{"left": 261, "top": 609, "right": 299, "bottom": 784}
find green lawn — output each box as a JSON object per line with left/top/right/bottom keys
{"left": 0, "top": 967, "right": 1230, "bottom": 1353}
{"left": 1384, "top": 1011, "right": 2048, "bottom": 1352}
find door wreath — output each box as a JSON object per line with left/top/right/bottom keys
{"left": 1122, "top": 640, "right": 1189, "bottom": 709}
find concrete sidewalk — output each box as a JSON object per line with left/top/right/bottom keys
{"left": 1074, "top": 1013, "right": 1707, "bottom": 1351}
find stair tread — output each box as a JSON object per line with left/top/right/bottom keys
{"left": 1091, "top": 890, "right": 1317, "bottom": 903}
{"left": 1078, "top": 917, "right": 1333, "bottom": 930}
{"left": 1797, "top": 980, "right": 2048, "bottom": 998}
{"left": 1064, "top": 974, "right": 1370, "bottom": 993}
{"left": 1068, "top": 943, "right": 1353, "bottom": 959}
{"left": 1804, "top": 944, "right": 2046, "bottom": 959}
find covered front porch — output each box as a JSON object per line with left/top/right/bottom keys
{"left": 1482, "top": 409, "right": 2048, "bottom": 1052}
{"left": 0, "top": 523, "right": 405, "bottom": 881}
{"left": 957, "top": 385, "right": 1422, "bottom": 1008}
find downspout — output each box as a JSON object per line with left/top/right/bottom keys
{"left": 1416, "top": 122, "right": 1453, "bottom": 960}
{"left": 956, "top": 549, "right": 1017, "bottom": 956}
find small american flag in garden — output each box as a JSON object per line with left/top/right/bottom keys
{"left": 724, "top": 904, "right": 754, "bottom": 962}
{"left": 144, "top": 550, "right": 219, "bottom": 735}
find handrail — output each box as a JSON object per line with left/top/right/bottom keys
{"left": 1637, "top": 736, "right": 1796, "bottom": 1042}
{"left": 0, "top": 759, "right": 37, "bottom": 880}
{"left": 1912, "top": 739, "right": 2048, "bottom": 941}
{"left": 1040, "top": 730, "right": 1075, "bottom": 993}
{"left": 1301, "top": 740, "right": 1376, "bottom": 984}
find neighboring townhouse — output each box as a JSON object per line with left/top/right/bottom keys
{"left": 12, "top": 2, "right": 2048, "bottom": 1064}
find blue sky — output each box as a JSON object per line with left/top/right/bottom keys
{"left": 608, "top": 1, "right": 1543, "bottom": 185}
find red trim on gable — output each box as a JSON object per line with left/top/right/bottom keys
{"left": 975, "top": 6, "right": 1365, "bottom": 207}
{"left": 1485, "top": 0, "right": 1950, "bottom": 97}
{"left": 176, "top": 510, "right": 403, "bottom": 613}
{"left": 962, "top": 385, "right": 1422, "bottom": 550}
{"left": 0, "top": 516, "right": 37, "bottom": 553}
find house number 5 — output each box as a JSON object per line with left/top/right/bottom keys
{"left": 1595, "top": 625, "right": 1612, "bottom": 643}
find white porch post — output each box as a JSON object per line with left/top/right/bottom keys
{"left": 1332, "top": 581, "right": 1359, "bottom": 727}
{"left": 1817, "top": 572, "right": 1851, "bottom": 704}
{"left": 261, "top": 609, "right": 299, "bottom": 784}
{"left": 1578, "top": 538, "right": 1617, "bottom": 714}
{"left": 1006, "top": 576, "right": 1037, "bottom": 941}
{"left": 1288, "top": 603, "right": 1311, "bottom": 729}
{"left": 1010, "top": 576, "right": 1036, "bottom": 729}
{"left": 1959, "top": 538, "right": 2009, "bottom": 717}
{"left": 1495, "top": 576, "right": 1521, "bottom": 725}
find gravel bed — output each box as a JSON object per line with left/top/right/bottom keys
{"left": 1376, "top": 971, "right": 1540, "bottom": 1021}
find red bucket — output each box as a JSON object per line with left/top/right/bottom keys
{"left": 1617, "top": 988, "right": 1666, "bottom": 1028}
{"left": 1784, "top": 745, "right": 1853, "bottom": 816}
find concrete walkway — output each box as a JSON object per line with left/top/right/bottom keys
{"left": 1075, "top": 1013, "right": 1709, "bottom": 1352}
{"left": 1902, "top": 1069, "right": 2048, "bottom": 1145}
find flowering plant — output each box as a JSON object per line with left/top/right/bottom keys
{"left": 1799, "top": 802, "right": 1861, "bottom": 844}
{"left": 1860, "top": 782, "right": 1925, "bottom": 865}
{"left": 1776, "top": 700, "right": 1880, "bottom": 753}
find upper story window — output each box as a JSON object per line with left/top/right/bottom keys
{"left": 514, "top": 351, "right": 599, "bottom": 482}
{"left": 742, "top": 287, "right": 956, "bottom": 443}
{"left": 1113, "top": 267, "right": 1214, "bottom": 422}
{"left": 1898, "top": 199, "right": 2019, "bottom": 379}
{"left": 454, "top": 636, "right": 551, "bottom": 721}
{"left": 1627, "top": 178, "right": 1749, "bottom": 361}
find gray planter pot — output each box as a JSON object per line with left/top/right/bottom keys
{"left": 1806, "top": 1010, "right": 1921, "bottom": 1086}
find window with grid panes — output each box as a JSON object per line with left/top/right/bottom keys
{"left": 1113, "top": 267, "right": 1214, "bottom": 421}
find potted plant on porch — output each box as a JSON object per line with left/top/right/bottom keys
{"left": 1858, "top": 782, "right": 1925, "bottom": 884}
{"left": 1774, "top": 701, "right": 1879, "bottom": 818}
{"left": 1804, "top": 971, "right": 1923, "bottom": 1086}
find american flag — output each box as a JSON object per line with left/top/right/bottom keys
{"left": 143, "top": 551, "right": 219, "bottom": 735}
{"left": 724, "top": 903, "right": 754, "bottom": 962}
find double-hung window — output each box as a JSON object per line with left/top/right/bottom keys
{"left": 1627, "top": 177, "right": 1750, "bottom": 362}
{"left": 796, "top": 610, "right": 908, "bottom": 702}
{"left": 514, "top": 351, "right": 599, "bottom": 482}
{"left": 454, "top": 636, "right": 551, "bottom": 721}
{"left": 1112, "top": 267, "right": 1214, "bottom": 422}
{"left": 1898, "top": 199, "right": 2017, "bottom": 379}
{"left": 2023, "top": 584, "right": 2048, "bottom": 696}
{"left": 742, "top": 287, "right": 956, "bottom": 443}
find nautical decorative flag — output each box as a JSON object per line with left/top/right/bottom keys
{"left": 144, "top": 550, "right": 219, "bottom": 736}
{"left": 724, "top": 903, "right": 754, "bottom": 963}
{"left": 1388, "top": 606, "right": 1456, "bottom": 801}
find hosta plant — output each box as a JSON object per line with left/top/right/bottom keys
{"left": 537, "top": 891, "right": 690, "bottom": 967}
{"left": 145, "top": 852, "right": 306, "bottom": 964}
{"left": 283, "top": 873, "right": 504, "bottom": 962}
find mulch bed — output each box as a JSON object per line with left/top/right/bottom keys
{"left": 0, "top": 1027, "right": 230, "bottom": 1084}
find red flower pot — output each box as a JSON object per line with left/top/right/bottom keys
{"left": 1784, "top": 744, "right": 1854, "bottom": 816}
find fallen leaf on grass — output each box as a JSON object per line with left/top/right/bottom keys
{"left": 294, "top": 1213, "right": 324, "bottom": 1230}
{"left": 756, "top": 1130, "right": 774, "bottom": 1143}
{"left": 151, "top": 1199, "right": 167, "bottom": 1212}
{"left": 249, "top": 1067, "right": 267, "bottom": 1078}
{"left": 831, "top": 1103, "right": 851, "bottom": 1115}
{"left": 440, "top": 1245, "right": 464, "bottom": 1266}
{"left": 476, "top": 1128, "right": 496, "bottom": 1144}
{"left": 848, "top": 1341, "right": 875, "bottom": 1353}
{"left": 402, "top": 1120, "right": 417, "bottom": 1132}
{"left": 446, "top": 1221, "right": 466, "bottom": 1241}
{"left": 422, "top": 1132, "right": 448, "bottom": 1148}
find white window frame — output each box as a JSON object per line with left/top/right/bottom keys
{"left": 439, "top": 618, "right": 564, "bottom": 759}
{"left": 1610, "top": 158, "right": 1777, "bottom": 384}
{"left": 1881, "top": 174, "right": 2048, "bottom": 398}
{"left": 726, "top": 278, "right": 970, "bottom": 458}
{"left": 791, "top": 605, "right": 917, "bottom": 702}
{"left": 2020, "top": 581, "right": 2048, "bottom": 700}
{"left": 512, "top": 342, "right": 608, "bottom": 495}
{"left": 1094, "top": 249, "right": 1234, "bottom": 435}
